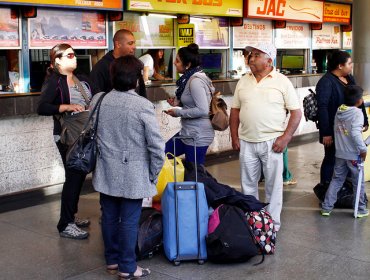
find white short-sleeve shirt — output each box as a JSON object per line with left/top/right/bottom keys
{"left": 139, "top": 54, "right": 154, "bottom": 77}
{"left": 232, "top": 68, "right": 300, "bottom": 142}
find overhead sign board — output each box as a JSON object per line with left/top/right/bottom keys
{"left": 114, "top": 13, "right": 174, "bottom": 48}
{"left": 274, "top": 22, "right": 310, "bottom": 49}
{"left": 312, "top": 24, "right": 341, "bottom": 50}
{"left": 0, "top": 0, "right": 123, "bottom": 11}
{"left": 323, "top": 2, "right": 351, "bottom": 24}
{"left": 127, "top": 0, "right": 243, "bottom": 17}
{"left": 246, "top": 0, "right": 323, "bottom": 23}
{"left": 177, "top": 24, "right": 195, "bottom": 47}
{"left": 29, "top": 9, "right": 107, "bottom": 49}
{"left": 0, "top": 7, "right": 20, "bottom": 49}
{"left": 233, "top": 19, "right": 273, "bottom": 49}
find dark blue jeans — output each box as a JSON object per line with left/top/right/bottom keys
{"left": 100, "top": 193, "right": 143, "bottom": 273}
{"left": 320, "top": 144, "right": 336, "bottom": 184}
{"left": 165, "top": 133, "right": 209, "bottom": 165}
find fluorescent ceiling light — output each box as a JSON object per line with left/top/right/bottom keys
{"left": 190, "top": 17, "right": 212, "bottom": 22}
{"left": 147, "top": 13, "right": 177, "bottom": 19}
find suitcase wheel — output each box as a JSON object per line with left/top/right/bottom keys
{"left": 198, "top": 260, "right": 205, "bottom": 265}
{"left": 174, "top": 261, "right": 181, "bottom": 266}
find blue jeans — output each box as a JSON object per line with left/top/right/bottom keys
{"left": 322, "top": 157, "right": 367, "bottom": 212}
{"left": 165, "top": 133, "right": 209, "bottom": 165}
{"left": 100, "top": 193, "right": 143, "bottom": 273}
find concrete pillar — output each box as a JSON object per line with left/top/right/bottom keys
{"left": 352, "top": 0, "right": 370, "bottom": 94}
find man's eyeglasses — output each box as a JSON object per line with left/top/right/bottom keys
{"left": 62, "top": 53, "right": 76, "bottom": 59}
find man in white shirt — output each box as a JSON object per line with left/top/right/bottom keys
{"left": 230, "top": 43, "right": 302, "bottom": 231}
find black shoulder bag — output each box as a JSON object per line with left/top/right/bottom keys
{"left": 66, "top": 92, "right": 108, "bottom": 174}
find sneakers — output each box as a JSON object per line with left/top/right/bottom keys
{"left": 356, "top": 209, "right": 369, "bottom": 218}
{"left": 283, "top": 179, "right": 297, "bottom": 186}
{"left": 60, "top": 223, "right": 89, "bottom": 239}
{"left": 74, "top": 216, "right": 90, "bottom": 228}
{"left": 321, "top": 209, "right": 332, "bottom": 217}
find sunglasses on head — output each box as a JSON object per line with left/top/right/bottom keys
{"left": 62, "top": 53, "right": 75, "bottom": 59}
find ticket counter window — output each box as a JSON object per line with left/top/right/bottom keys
{"left": 281, "top": 55, "right": 304, "bottom": 74}
{"left": 0, "top": 56, "right": 9, "bottom": 91}
{"left": 30, "top": 49, "right": 94, "bottom": 92}
{"left": 201, "top": 53, "right": 222, "bottom": 79}
{"left": 0, "top": 50, "right": 19, "bottom": 93}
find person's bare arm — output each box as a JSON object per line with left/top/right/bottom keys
{"left": 272, "top": 109, "right": 302, "bottom": 153}
{"left": 230, "top": 108, "right": 241, "bottom": 150}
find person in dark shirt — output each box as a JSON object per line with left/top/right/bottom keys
{"left": 90, "top": 29, "right": 136, "bottom": 93}
{"left": 38, "top": 43, "right": 98, "bottom": 240}
{"left": 316, "top": 50, "right": 368, "bottom": 185}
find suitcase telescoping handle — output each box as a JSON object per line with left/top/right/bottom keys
{"left": 354, "top": 157, "right": 364, "bottom": 218}
{"left": 172, "top": 136, "right": 202, "bottom": 263}
{"left": 173, "top": 136, "right": 198, "bottom": 183}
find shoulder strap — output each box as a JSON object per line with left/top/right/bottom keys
{"left": 73, "top": 75, "right": 90, "bottom": 105}
{"left": 81, "top": 91, "right": 108, "bottom": 133}
{"left": 188, "top": 74, "right": 214, "bottom": 97}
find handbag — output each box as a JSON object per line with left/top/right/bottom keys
{"left": 209, "top": 91, "right": 229, "bottom": 131}
{"left": 153, "top": 153, "right": 185, "bottom": 202}
{"left": 66, "top": 92, "right": 108, "bottom": 174}
{"left": 59, "top": 76, "right": 91, "bottom": 146}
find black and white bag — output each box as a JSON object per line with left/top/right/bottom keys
{"left": 206, "top": 204, "right": 263, "bottom": 264}
{"left": 303, "top": 89, "right": 318, "bottom": 125}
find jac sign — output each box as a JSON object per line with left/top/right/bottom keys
{"left": 246, "top": 0, "right": 323, "bottom": 23}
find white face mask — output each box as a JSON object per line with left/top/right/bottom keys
{"left": 55, "top": 48, "right": 77, "bottom": 73}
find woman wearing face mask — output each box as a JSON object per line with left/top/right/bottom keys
{"left": 316, "top": 50, "right": 369, "bottom": 185}
{"left": 37, "top": 43, "right": 97, "bottom": 240}
{"left": 165, "top": 43, "right": 215, "bottom": 165}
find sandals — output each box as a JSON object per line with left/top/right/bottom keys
{"left": 106, "top": 264, "right": 118, "bottom": 275}
{"left": 118, "top": 268, "right": 151, "bottom": 279}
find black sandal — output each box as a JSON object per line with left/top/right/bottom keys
{"left": 118, "top": 268, "right": 150, "bottom": 279}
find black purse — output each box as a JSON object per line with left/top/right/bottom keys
{"left": 66, "top": 92, "right": 108, "bottom": 174}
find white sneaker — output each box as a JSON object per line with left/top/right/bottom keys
{"left": 59, "top": 223, "right": 89, "bottom": 239}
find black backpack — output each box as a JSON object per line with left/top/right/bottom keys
{"left": 303, "top": 89, "right": 319, "bottom": 126}
{"left": 313, "top": 180, "right": 368, "bottom": 209}
{"left": 206, "top": 204, "right": 263, "bottom": 264}
{"left": 136, "top": 207, "right": 163, "bottom": 260}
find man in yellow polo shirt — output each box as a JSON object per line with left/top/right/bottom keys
{"left": 230, "top": 43, "right": 302, "bottom": 231}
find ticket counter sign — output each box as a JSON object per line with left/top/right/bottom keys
{"left": 233, "top": 19, "right": 272, "bottom": 49}
{"left": 274, "top": 22, "right": 310, "bottom": 49}
{"left": 342, "top": 31, "right": 352, "bottom": 50}
{"left": 312, "top": 24, "right": 341, "bottom": 50}
{"left": 0, "top": 0, "right": 123, "bottom": 11}
{"left": 0, "top": 7, "right": 20, "bottom": 49}
{"left": 323, "top": 2, "right": 351, "bottom": 24}
{"left": 177, "top": 24, "right": 195, "bottom": 47}
{"left": 127, "top": 0, "right": 243, "bottom": 17}
{"left": 29, "top": 9, "right": 107, "bottom": 49}
{"left": 246, "top": 0, "right": 323, "bottom": 23}
{"left": 114, "top": 13, "right": 174, "bottom": 48}
{"left": 191, "top": 17, "right": 229, "bottom": 48}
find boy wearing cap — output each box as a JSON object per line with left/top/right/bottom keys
{"left": 230, "top": 43, "right": 302, "bottom": 231}
{"left": 321, "top": 85, "right": 369, "bottom": 217}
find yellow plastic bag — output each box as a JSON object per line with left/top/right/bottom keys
{"left": 153, "top": 153, "right": 184, "bottom": 202}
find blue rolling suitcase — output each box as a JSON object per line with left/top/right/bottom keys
{"left": 162, "top": 137, "right": 208, "bottom": 265}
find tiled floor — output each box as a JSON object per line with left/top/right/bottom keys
{"left": 0, "top": 141, "right": 369, "bottom": 280}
